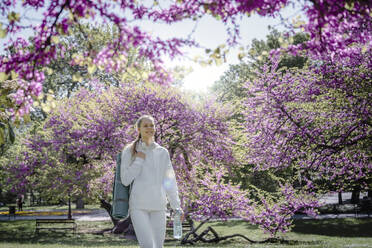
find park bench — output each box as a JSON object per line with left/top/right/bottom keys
{"left": 35, "top": 218, "right": 77, "bottom": 234}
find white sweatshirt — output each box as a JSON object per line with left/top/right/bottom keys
{"left": 120, "top": 140, "right": 181, "bottom": 211}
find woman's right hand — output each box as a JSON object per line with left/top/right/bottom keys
{"left": 135, "top": 151, "right": 146, "bottom": 160}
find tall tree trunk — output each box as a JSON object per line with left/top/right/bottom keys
{"left": 100, "top": 198, "right": 119, "bottom": 225}
{"left": 68, "top": 194, "right": 72, "bottom": 219}
{"left": 351, "top": 190, "right": 360, "bottom": 204}
{"left": 99, "top": 198, "right": 136, "bottom": 238}
{"left": 338, "top": 192, "right": 343, "bottom": 205}
{"left": 76, "top": 196, "right": 84, "bottom": 209}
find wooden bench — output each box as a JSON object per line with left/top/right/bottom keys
{"left": 35, "top": 218, "right": 77, "bottom": 234}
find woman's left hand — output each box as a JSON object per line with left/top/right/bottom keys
{"left": 175, "top": 209, "right": 185, "bottom": 222}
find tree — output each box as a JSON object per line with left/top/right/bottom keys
{"left": 1, "top": 81, "right": 236, "bottom": 212}
{"left": 242, "top": 46, "right": 371, "bottom": 194}
{"left": 212, "top": 29, "right": 308, "bottom": 103}
{"left": 212, "top": 30, "right": 309, "bottom": 193}
{"left": 1, "top": 0, "right": 370, "bottom": 146}
{"left": 1, "top": 22, "right": 186, "bottom": 158}
{"left": 2, "top": 80, "right": 321, "bottom": 242}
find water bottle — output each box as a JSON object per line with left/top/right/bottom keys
{"left": 173, "top": 209, "right": 182, "bottom": 239}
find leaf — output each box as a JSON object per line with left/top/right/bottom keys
{"left": 23, "top": 114, "right": 31, "bottom": 124}
{"left": 361, "top": 45, "right": 368, "bottom": 54}
{"left": 41, "top": 103, "right": 51, "bottom": 113}
{"left": 345, "top": 2, "right": 354, "bottom": 11}
{"left": 51, "top": 36, "right": 60, "bottom": 44}
{"left": 0, "top": 72, "right": 8, "bottom": 82}
{"left": 10, "top": 70, "right": 18, "bottom": 79}
{"left": 51, "top": 101, "right": 56, "bottom": 109}
{"left": 46, "top": 68, "right": 53, "bottom": 75}
{"left": 214, "top": 58, "right": 223, "bottom": 66}
{"left": 214, "top": 14, "right": 221, "bottom": 21}
{"left": 87, "top": 64, "right": 97, "bottom": 74}
{"left": 72, "top": 73, "right": 83, "bottom": 82}
{"left": 0, "top": 127, "right": 4, "bottom": 145}
{"left": 7, "top": 12, "right": 20, "bottom": 22}
{"left": 0, "top": 27, "right": 7, "bottom": 39}
{"left": 68, "top": 11, "right": 74, "bottom": 21}
{"left": 37, "top": 93, "right": 44, "bottom": 100}
{"left": 119, "top": 54, "right": 126, "bottom": 61}
{"left": 46, "top": 94, "right": 54, "bottom": 101}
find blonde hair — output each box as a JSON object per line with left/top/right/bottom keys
{"left": 130, "top": 115, "right": 155, "bottom": 156}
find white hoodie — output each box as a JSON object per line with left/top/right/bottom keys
{"left": 120, "top": 140, "right": 181, "bottom": 211}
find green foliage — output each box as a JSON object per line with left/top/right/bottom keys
{"left": 212, "top": 29, "right": 308, "bottom": 104}
{"left": 247, "top": 29, "right": 308, "bottom": 70}
{"left": 0, "top": 78, "right": 19, "bottom": 149}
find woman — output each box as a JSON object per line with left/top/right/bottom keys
{"left": 120, "top": 115, "right": 183, "bottom": 248}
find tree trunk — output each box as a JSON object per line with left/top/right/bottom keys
{"left": 98, "top": 198, "right": 136, "bottom": 239}
{"left": 351, "top": 190, "right": 360, "bottom": 204}
{"left": 76, "top": 196, "right": 84, "bottom": 209}
{"left": 68, "top": 195, "right": 72, "bottom": 219}
{"left": 368, "top": 190, "right": 372, "bottom": 198}
{"left": 100, "top": 198, "right": 119, "bottom": 225}
{"left": 338, "top": 192, "right": 343, "bottom": 205}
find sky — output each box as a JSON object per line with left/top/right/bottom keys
{"left": 137, "top": 10, "right": 297, "bottom": 93}
{"left": 139, "top": 16, "right": 277, "bottom": 93}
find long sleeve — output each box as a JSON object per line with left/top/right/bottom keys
{"left": 120, "top": 147, "right": 144, "bottom": 186}
{"left": 163, "top": 151, "right": 181, "bottom": 210}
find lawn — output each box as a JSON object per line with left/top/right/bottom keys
{"left": 0, "top": 218, "right": 372, "bottom": 248}
{"left": 0, "top": 204, "right": 100, "bottom": 212}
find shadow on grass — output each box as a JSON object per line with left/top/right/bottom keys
{"left": 0, "top": 231, "right": 138, "bottom": 247}
{"left": 292, "top": 218, "right": 372, "bottom": 237}
{"left": 0, "top": 220, "right": 137, "bottom": 247}
{"left": 184, "top": 220, "right": 322, "bottom": 246}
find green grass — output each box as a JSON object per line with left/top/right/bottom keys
{"left": 0, "top": 218, "right": 372, "bottom": 248}
{"left": 0, "top": 204, "right": 100, "bottom": 212}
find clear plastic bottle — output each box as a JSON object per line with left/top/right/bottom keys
{"left": 173, "top": 209, "right": 182, "bottom": 239}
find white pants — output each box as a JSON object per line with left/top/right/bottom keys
{"left": 130, "top": 209, "right": 166, "bottom": 248}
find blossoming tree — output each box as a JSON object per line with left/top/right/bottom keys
{"left": 242, "top": 47, "right": 371, "bottom": 196}
{"left": 1, "top": 0, "right": 371, "bottom": 145}
{"left": 1, "top": 80, "right": 320, "bottom": 241}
